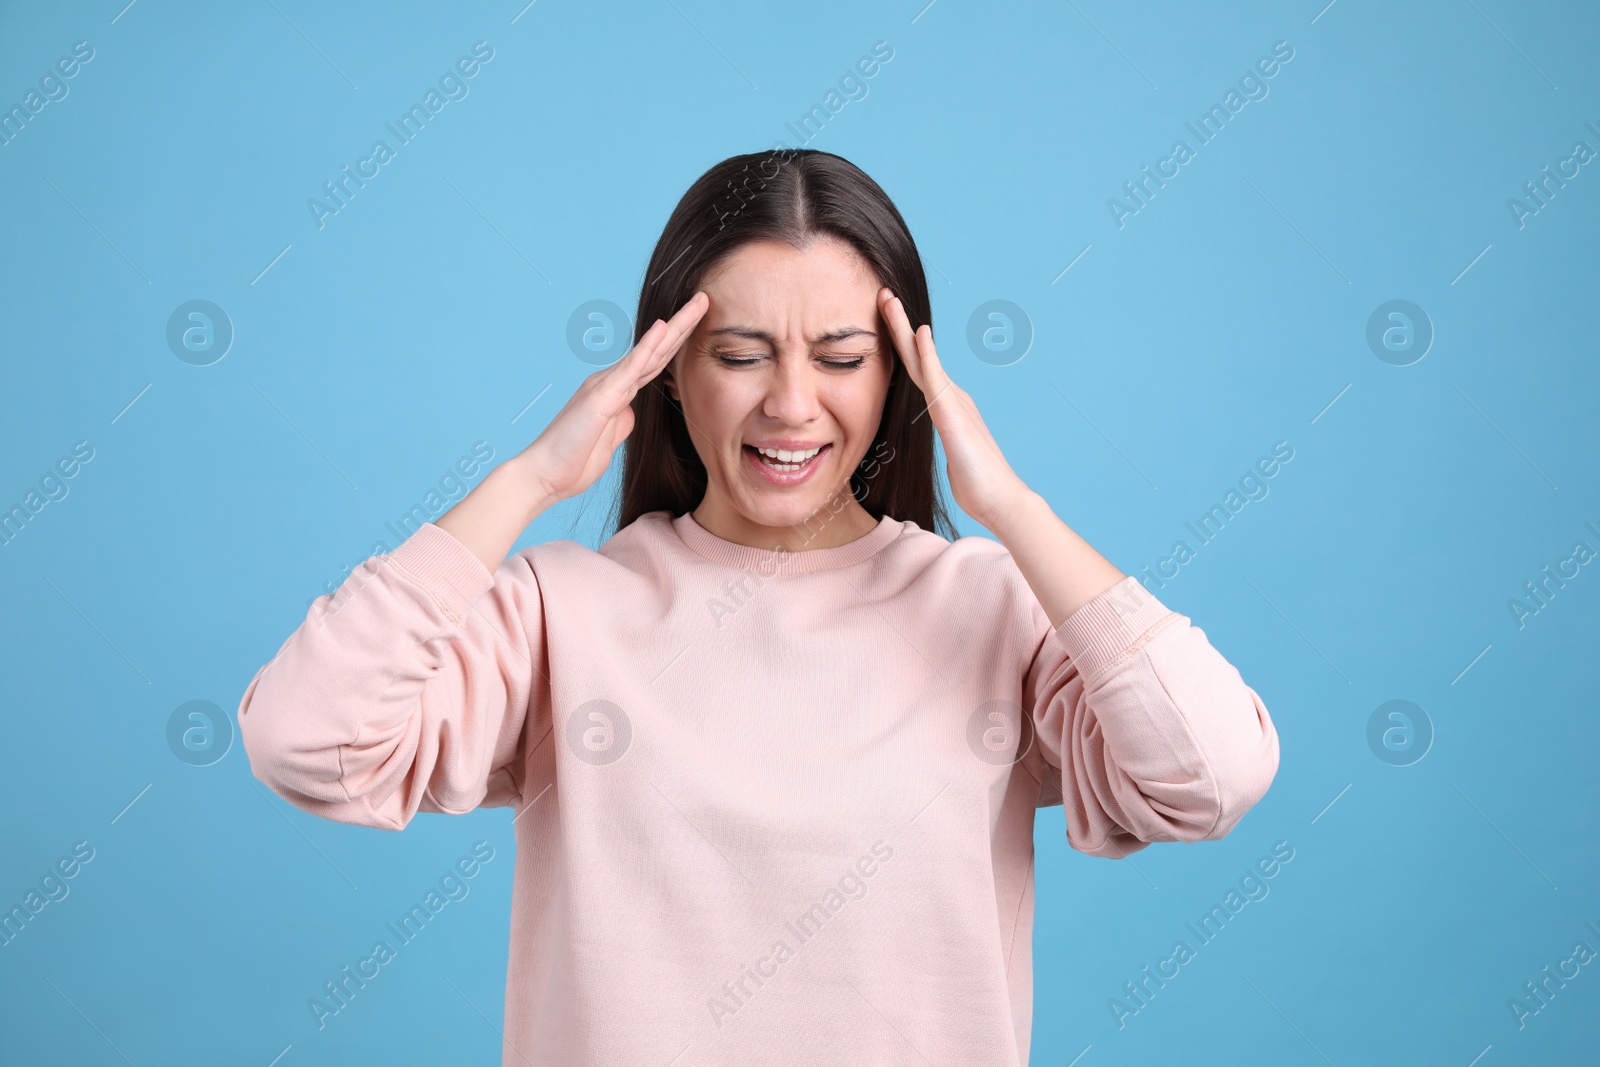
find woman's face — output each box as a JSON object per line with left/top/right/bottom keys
{"left": 663, "top": 236, "right": 894, "bottom": 543}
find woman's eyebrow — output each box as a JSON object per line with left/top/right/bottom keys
{"left": 705, "top": 325, "right": 878, "bottom": 344}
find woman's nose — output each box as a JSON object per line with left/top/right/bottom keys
{"left": 761, "top": 355, "right": 823, "bottom": 424}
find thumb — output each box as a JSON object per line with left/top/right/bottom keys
{"left": 609, "top": 406, "right": 636, "bottom": 450}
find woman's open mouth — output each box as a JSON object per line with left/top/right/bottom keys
{"left": 743, "top": 443, "right": 830, "bottom": 486}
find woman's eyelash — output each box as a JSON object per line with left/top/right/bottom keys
{"left": 712, "top": 352, "right": 867, "bottom": 369}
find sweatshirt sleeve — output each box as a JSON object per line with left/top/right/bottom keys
{"left": 1024, "top": 575, "right": 1279, "bottom": 859}
{"left": 237, "top": 522, "right": 549, "bottom": 832}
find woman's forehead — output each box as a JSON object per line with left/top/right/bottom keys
{"left": 697, "top": 240, "right": 882, "bottom": 340}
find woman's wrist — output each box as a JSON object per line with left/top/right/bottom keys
{"left": 502, "top": 446, "right": 564, "bottom": 527}
{"left": 435, "top": 453, "right": 558, "bottom": 574}
{"left": 988, "top": 489, "right": 1127, "bottom": 628}
{"left": 978, "top": 483, "right": 1047, "bottom": 543}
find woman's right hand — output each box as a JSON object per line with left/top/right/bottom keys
{"left": 436, "top": 291, "right": 708, "bottom": 574}
{"left": 521, "top": 291, "right": 709, "bottom": 505}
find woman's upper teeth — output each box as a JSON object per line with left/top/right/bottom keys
{"left": 758, "top": 446, "right": 821, "bottom": 462}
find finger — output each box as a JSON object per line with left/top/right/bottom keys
{"left": 915, "top": 327, "right": 954, "bottom": 424}
{"left": 913, "top": 324, "right": 950, "bottom": 395}
{"left": 579, "top": 412, "right": 622, "bottom": 487}
{"left": 618, "top": 317, "right": 668, "bottom": 372}
{"left": 592, "top": 318, "right": 669, "bottom": 407}
{"left": 616, "top": 291, "right": 708, "bottom": 394}
{"left": 601, "top": 410, "right": 623, "bottom": 451}
{"left": 609, "top": 405, "right": 636, "bottom": 449}
{"left": 590, "top": 320, "right": 664, "bottom": 396}
{"left": 649, "top": 290, "right": 710, "bottom": 371}
{"left": 623, "top": 293, "right": 708, "bottom": 415}
{"left": 876, "top": 287, "right": 926, "bottom": 390}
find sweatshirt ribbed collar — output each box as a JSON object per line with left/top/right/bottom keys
{"left": 670, "top": 509, "right": 903, "bottom": 574}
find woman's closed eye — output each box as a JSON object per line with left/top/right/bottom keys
{"left": 712, "top": 350, "right": 870, "bottom": 369}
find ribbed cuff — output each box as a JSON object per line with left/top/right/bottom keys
{"left": 383, "top": 522, "right": 497, "bottom": 625}
{"left": 1053, "top": 575, "right": 1176, "bottom": 684}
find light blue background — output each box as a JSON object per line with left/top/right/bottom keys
{"left": 2, "top": 1, "right": 1597, "bottom": 1063}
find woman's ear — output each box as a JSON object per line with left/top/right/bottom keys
{"left": 662, "top": 366, "right": 680, "bottom": 403}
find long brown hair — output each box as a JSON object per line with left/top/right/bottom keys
{"left": 610, "top": 148, "right": 957, "bottom": 542}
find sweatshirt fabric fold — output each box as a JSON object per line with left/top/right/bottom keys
{"left": 238, "top": 509, "right": 1280, "bottom": 1065}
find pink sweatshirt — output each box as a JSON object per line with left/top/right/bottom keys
{"left": 238, "top": 509, "right": 1279, "bottom": 1065}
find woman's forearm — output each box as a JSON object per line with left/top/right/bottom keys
{"left": 435, "top": 452, "right": 558, "bottom": 573}
{"left": 985, "top": 488, "right": 1128, "bottom": 629}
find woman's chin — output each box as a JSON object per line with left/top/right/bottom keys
{"left": 729, "top": 484, "right": 850, "bottom": 532}
{"left": 739, "top": 500, "right": 824, "bottom": 532}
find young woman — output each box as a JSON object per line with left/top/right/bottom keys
{"left": 239, "top": 148, "right": 1280, "bottom": 1065}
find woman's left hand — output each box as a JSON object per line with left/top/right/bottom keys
{"left": 877, "top": 287, "right": 1032, "bottom": 531}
